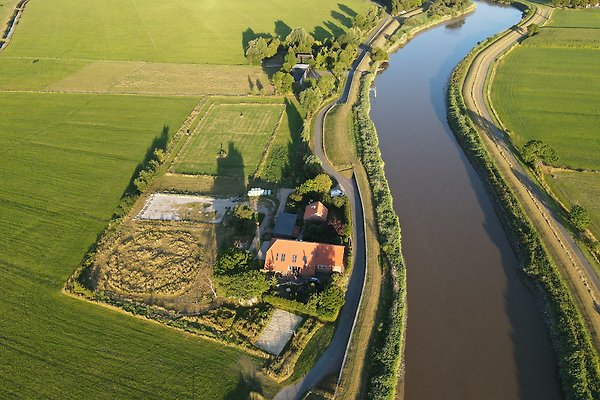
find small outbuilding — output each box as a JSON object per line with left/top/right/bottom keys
{"left": 291, "top": 63, "right": 310, "bottom": 84}
{"left": 303, "top": 201, "right": 328, "bottom": 223}
{"left": 272, "top": 212, "right": 298, "bottom": 239}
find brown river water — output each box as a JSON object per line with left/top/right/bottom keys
{"left": 369, "top": 2, "right": 564, "bottom": 399}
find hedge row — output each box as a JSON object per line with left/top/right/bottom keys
{"left": 353, "top": 71, "right": 407, "bottom": 400}
{"left": 447, "top": 27, "right": 600, "bottom": 400}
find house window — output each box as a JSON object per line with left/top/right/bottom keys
{"left": 281, "top": 254, "right": 286, "bottom": 262}
{"left": 292, "top": 255, "right": 297, "bottom": 263}
{"left": 317, "top": 265, "right": 326, "bottom": 270}
{"left": 275, "top": 253, "right": 279, "bottom": 261}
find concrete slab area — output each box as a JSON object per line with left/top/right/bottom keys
{"left": 255, "top": 309, "right": 303, "bottom": 356}
{"left": 137, "top": 193, "right": 240, "bottom": 223}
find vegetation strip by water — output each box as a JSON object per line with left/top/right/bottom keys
{"left": 447, "top": 4, "right": 600, "bottom": 398}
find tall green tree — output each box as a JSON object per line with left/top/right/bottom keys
{"left": 570, "top": 204, "right": 591, "bottom": 232}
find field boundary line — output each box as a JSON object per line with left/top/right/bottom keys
{"left": 253, "top": 104, "right": 286, "bottom": 180}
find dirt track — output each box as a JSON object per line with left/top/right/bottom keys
{"left": 463, "top": 4, "right": 600, "bottom": 349}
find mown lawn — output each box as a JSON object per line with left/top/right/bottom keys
{"left": 0, "top": 92, "right": 273, "bottom": 399}
{"left": 3, "top": 0, "right": 370, "bottom": 64}
{"left": 172, "top": 102, "right": 284, "bottom": 177}
{"left": 491, "top": 8, "right": 600, "bottom": 170}
{"left": 546, "top": 171, "right": 600, "bottom": 240}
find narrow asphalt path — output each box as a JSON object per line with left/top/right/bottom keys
{"left": 464, "top": 5, "right": 600, "bottom": 327}
{"left": 272, "top": 13, "right": 404, "bottom": 400}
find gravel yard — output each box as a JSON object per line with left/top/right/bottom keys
{"left": 137, "top": 193, "right": 240, "bottom": 223}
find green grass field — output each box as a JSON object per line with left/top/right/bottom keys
{"left": 173, "top": 102, "right": 284, "bottom": 177}
{"left": 0, "top": 0, "right": 364, "bottom": 397}
{"left": 491, "top": 9, "right": 600, "bottom": 171}
{"left": 4, "top": 0, "right": 370, "bottom": 65}
{"left": 546, "top": 171, "right": 600, "bottom": 240}
{"left": 0, "top": 92, "right": 278, "bottom": 398}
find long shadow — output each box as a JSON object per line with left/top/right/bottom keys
{"left": 313, "top": 25, "right": 335, "bottom": 41}
{"left": 338, "top": 3, "right": 358, "bottom": 18}
{"left": 224, "top": 371, "right": 264, "bottom": 400}
{"left": 331, "top": 10, "right": 353, "bottom": 28}
{"left": 274, "top": 20, "right": 293, "bottom": 41}
{"left": 283, "top": 99, "right": 308, "bottom": 184}
{"left": 324, "top": 21, "right": 345, "bottom": 37}
{"left": 241, "top": 27, "right": 273, "bottom": 53}
{"left": 123, "top": 125, "right": 170, "bottom": 197}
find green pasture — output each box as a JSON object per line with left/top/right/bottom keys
{"left": 172, "top": 102, "right": 284, "bottom": 177}
{"left": 257, "top": 99, "right": 305, "bottom": 184}
{"left": 546, "top": 171, "right": 600, "bottom": 239}
{"left": 3, "top": 0, "right": 370, "bottom": 64}
{"left": 0, "top": 92, "right": 276, "bottom": 398}
{"left": 0, "top": 57, "right": 274, "bottom": 95}
{"left": 548, "top": 8, "right": 600, "bottom": 28}
{"left": 491, "top": 9, "right": 600, "bottom": 170}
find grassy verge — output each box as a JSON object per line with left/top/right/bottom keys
{"left": 447, "top": 15, "right": 600, "bottom": 399}
{"left": 323, "top": 73, "right": 361, "bottom": 169}
{"left": 336, "top": 163, "right": 383, "bottom": 399}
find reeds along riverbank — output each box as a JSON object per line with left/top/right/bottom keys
{"left": 446, "top": 14, "right": 600, "bottom": 399}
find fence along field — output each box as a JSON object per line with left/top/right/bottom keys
{"left": 0, "top": 92, "right": 274, "bottom": 398}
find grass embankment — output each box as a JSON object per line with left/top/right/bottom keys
{"left": 0, "top": 92, "right": 277, "bottom": 399}
{"left": 448, "top": 23, "right": 600, "bottom": 400}
{"left": 323, "top": 73, "right": 361, "bottom": 170}
{"left": 336, "top": 164, "right": 383, "bottom": 399}
{"left": 490, "top": 7, "right": 600, "bottom": 267}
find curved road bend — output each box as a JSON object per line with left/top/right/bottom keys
{"left": 464, "top": 6, "right": 600, "bottom": 313}
{"left": 273, "top": 11, "right": 425, "bottom": 400}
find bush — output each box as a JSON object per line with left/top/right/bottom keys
{"left": 569, "top": 204, "right": 590, "bottom": 232}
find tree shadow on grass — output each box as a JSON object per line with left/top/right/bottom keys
{"left": 241, "top": 28, "right": 274, "bottom": 53}
{"left": 313, "top": 25, "right": 335, "bottom": 41}
{"left": 338, "top": 3, "right": 358, "bottom": 18}
{"left": 331, "top": 10, "right": 353, "bottom": 28}
{"left": 324, "top": 21, "right": 345, "bottom": 37}
{"left": 224, "top": 370, "right": 264, "bottom": 400}
{"left": 123, "top": 125, "right": 170, "bottom": 197}
{"left": 275, "top": 20, "right": 293, "bottom": 41}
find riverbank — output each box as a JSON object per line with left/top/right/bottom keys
{"left": 332, "top": 4, "right": 483, "bottom": 399}
{"left": 447, "top": 2, "right": 600, "bottom": 398}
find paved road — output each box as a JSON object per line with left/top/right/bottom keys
{"left": 272, "top": 13, "right": 405, "bottom": 400}
{"left": 463, "top": 5, "right": 600, "bottom": 316}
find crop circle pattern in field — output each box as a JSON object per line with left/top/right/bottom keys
{"left": 99, "top": 226, "right": 204, "bottom": 296}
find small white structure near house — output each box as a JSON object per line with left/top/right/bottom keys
{"left": 291, "top": 63, "right": 310, "bottom": 85}
{"left": 248, "top": 188, "right": 272, "bottom": 197}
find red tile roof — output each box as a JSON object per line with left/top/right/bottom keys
{"left": 303, "top": 201, "right": 328, "bottom": 222}
{"left": 263, "top": 239, "right": 344, "bottom": 276}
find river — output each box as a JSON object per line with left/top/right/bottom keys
{"left": 369, "top": 2, "right": 564, "bottom": 399}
